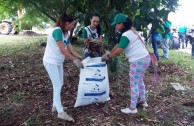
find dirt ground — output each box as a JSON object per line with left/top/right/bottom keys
{"left": 0, "top": 42, "right": 194, "bottom": 126}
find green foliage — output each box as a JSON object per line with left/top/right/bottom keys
{"left": 0, "top": 0, "right": 20, "bottom": 20}
{"left": 23, "top": 115, "right": 44, "bottom": 126}
{"left": 139, "top": 109, "right": 149, "bottom": 118}
{"left": 11, "top": 91, "right": 25, "bottom": 101}
{"left": 1, "top": 105, "right": 8, "bottom": 118}
{"left": 0, "top": 0, "right": 180, "bottom": 71}
{"left": 0, "top": 0, "right": 180, "bottom": 36}
{"left": 24, "top": 118, "right": 36, "bottom": 126}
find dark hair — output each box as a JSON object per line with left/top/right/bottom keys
{"left": 90, "top": 13, "right": 101, "bottom": 38}
{"left": 55, "top": 13, "right": 75, "bottom": 33}
{"left": 120, "top": 17, "right": 133, "bottom": 34}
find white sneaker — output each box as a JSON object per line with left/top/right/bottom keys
{"left": 121, "top": 108, "right": 137, "bottom": 114}
{"left": 138, "top": 101, "right": 148, "bottom": 108}
{"left": 141, "top": 102, "right": 148, "bottom": 107}
{"left": 57, "top": 112, "right": 75, "bottom": 122}
{"left": 52, "top": 106, "right": 67, "bottom": 113}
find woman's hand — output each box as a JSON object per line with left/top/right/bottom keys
{"left": 73, "top": 59, "right": 84, "bottom": 69}
{"left": 78, "top": 56, "right": 83, "bottom": 61}
{"left": 84, "top": 39, "right": 90, "bottom": 44}
{"left": 101, "top": 51, "right": 111, "bottom": 61}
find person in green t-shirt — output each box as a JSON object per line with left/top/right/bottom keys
{"left": 162, "top": 19, "right": 172, "bottom": 59}
{"left": 43, "top": 13, "right": 83, "bottom": 122}
{"left": 102, "top": 13, "right": 150, "bottom": 114}
{"left": 82, "top": 13, "right": 103, "bottom": 58}
{"left": 178, "top": 25, "right": 187, "bottom": 49}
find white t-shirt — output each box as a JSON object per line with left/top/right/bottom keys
{"left": 119, "top": 30, "right": 149, "bottom": 62}
{"left": 83, "top": 26, "right": 99, "bottom": 39}
{"left": 43, "top": 27, "right": 69, "bottom": 65}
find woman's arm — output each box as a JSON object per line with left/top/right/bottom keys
{"left": 99, "top": 35, "right": 103, "bottom": 42}
{"left": 83, "top": 38, "right": 89, "bottom": 44}
{"left": 67, "top": 44, "right": 83, "bottom": 59}
{"left": 111, "top": 44, "right": 118, "bottom": 53}
{"left": 57, "top": 41, "right": 76, "bottom": 61}
{"left": 108, "top": 47, "right": 123, "bottom": 59}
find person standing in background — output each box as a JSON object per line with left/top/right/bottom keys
{"left": 186, "top": 24, "right": 194, "bottom": 58}
{"left": 82, "top": 13, "right": 103, "bottom": 58}
{"left": 178, "top": 24, "right": 187, "bottom": 49}
{"left": 146, "top": 23, "right": 162, "bottom": 60}
{"left": 162, "top": 18, "right": 172, "bottom": 59}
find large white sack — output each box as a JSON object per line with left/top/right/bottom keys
{"left": 74, "top": 57, "right": 110, "bottom": 107}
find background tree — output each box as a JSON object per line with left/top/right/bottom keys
{"left": 0, "top": 0, "right": 179, "bottom": 71}
{"left": 0, "top": 0, "right": 179, "bottom": 34}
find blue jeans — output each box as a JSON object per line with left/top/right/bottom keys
{"left": 152, "top": 38, "right": 161, "bottom": 60}
{"left": 162, "top": 38, "right": 170, "bottom": 58}
{"left": 178, "top": 32, "right": 186, "bottom": 49}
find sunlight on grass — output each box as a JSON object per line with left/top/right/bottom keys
{"left": 164, "top": 49, "right": 194, "bottom": 70}
{"left": 0, "top": 35, "right": 193, "bottom": 71}
{"left": 123, "top": 46, "right": 194, "bottom": 75}
{"left": 0, "top": 35, "right": 47, "bottom": 45}
{"left": 0, "top": 35, "right": 46, "bottom": 56}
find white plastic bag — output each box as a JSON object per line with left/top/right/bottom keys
{"left": 74, "top": 57, "right": 110, "bottom": 107}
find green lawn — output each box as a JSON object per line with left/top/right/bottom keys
{"left": 0, "top": 35, "right": 47, "bottom": 56}
{"left": 147, "top": 46, "right": 194, "bottom": 71}
{"left": 0, "top": 34, "right": 193, "bottom": 69}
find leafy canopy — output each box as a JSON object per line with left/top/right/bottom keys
{"left": 0, "top": 0, "right": 179, "bottom": 34}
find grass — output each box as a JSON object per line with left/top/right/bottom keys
{"left": 0, "top": 34, "right": 193, "bottom": 70}
{"left": 147, "top": 46, "right": 194, "bottom": 70}
{"left": 146, "top": 47, "right": 194, "bottom": 85}
{"left": 1, "top": 106, "right": 8, "bottom": 118}
{"left": 166, "top": 49, "right": 194, "bottom": 69}
{"left": 0, "top": 35, "right": 46, "bottom": 45}
{"left": 0, "top": 35, "right": 46, "bottom": 56}
{"left": 24, "top": 116, "right": 45, "bottom": 126}
{"left": 11, "top": 91, "right": 25, "bottom": 101}
{"left": 0, "top": 35, "right": 193, "bottom": 90}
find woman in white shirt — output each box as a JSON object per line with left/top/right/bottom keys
{"left": 82, "top": 13, "right": 103, "bottom": 58}
{"left": 43, "top": 13, "right": 83, "bottom": 122}
{"left": 102, "top": 14, "right": 150, "bottom": 114}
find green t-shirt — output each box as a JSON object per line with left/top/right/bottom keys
{"left": 178, "top": 26, "right": 187, "bottom": 33}
{"left": 82, "top": 28, "right": 87, "bottom": 38}
{"left": 118, "top": 36, "right": 130, "bottom": 49}
{"left": 163, "top": 21, "right": 172, "bottom": 39}
{"left": 52, "top": 28, "right": 70, "bottom": 45}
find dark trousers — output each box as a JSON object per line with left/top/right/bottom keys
{"left": 192, "top": 43, "right": 194, "bottom": 57}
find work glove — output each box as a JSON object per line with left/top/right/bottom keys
{"left": 73, "top": 59, "right": 84, "bottom": 69}
{"left": 101, "top": 51, "right": 111, "bottom": 62}
{"left": 78, "top": 56, "right": 83, "bottom": 61}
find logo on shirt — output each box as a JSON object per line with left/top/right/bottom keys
{"left": 64, "top": 40, "right": 67, "bottom": 46}
{"left": 63, "top": 38, "right": 70, "bottom": 46}
{"left": 92, "top": 33, "right": 96, "bottom": 38}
